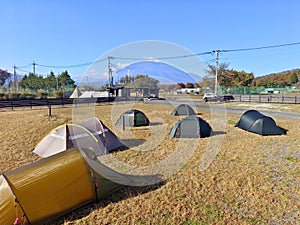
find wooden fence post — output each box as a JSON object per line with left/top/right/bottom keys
{"left": 48, "top": 104, "right": 52, "bottom": 117}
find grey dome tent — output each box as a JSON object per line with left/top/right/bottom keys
{"left": 235, "top": 110, "right": 287, "bottom": 136}
{"left": 171, "top": 104, "right": 196, "bottom": 116}
{"left": 170, "top": 115, "right": 212, "bottom": 138}
{"left": 116, "top": 109, "right": 150, "bottom": 127}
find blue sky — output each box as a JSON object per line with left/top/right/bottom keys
{"left": 1, "top": 0, "right": 300, "bottom": 83}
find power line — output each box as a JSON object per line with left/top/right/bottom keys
{"left": 14, "top": 41, "right": 300, "bottom": 72}
{"left": 222, "top": 41, "right": 300, "bottom": 53}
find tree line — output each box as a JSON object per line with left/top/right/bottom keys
{"left": 18, "top": 70, "right": 76, "bottom": 92}
{"left": 254, "top": 69, "right": 299, "bottom": 87}
{"left": 181, "top": 63, "right": 299, "bottom": 89}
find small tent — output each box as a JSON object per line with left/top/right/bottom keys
{"left": 0, "top": 149, "right": 129, "bottom": 225}
{"left": 69, "top": 86, "right": 82, "bottom": 98}
{"left": 33, "top": 117, "right": 124, "bottom": 158}
{"left": 171, "top": 104, "right": 196, "bottom": 116}
{"left": 235, "top": 110, "right": 287, "bottom": 136}
{"left": 169, "top": 115, "right": 212, "bottom": 138}
{"left": 115, "top": 109, "right": 150, "bottom": 127}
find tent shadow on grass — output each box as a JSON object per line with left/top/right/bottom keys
{"left": 149, "top": 122, "right": 164, "bottom": 126}
{"left": 120, "top": 138, "right": 146, "bottom": 148}
{"left": 211, "top": 130, "right": 226, "bottom": 136}
{"left": 46, "top": 181, "right": 165, "bottom": 225}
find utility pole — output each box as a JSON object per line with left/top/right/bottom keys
{"left": 32, "top": 61, "right": 36, "bottom": 76}
{"left": 107, "top": 56, "right": 113, "bottom": 87}
{"left": 13, "top": 65, "right": 18, "bottom": 92}
{"left": 213, "top": 50, "right": 220, "bottom": 94}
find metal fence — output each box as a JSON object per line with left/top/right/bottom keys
{"left": 0, "top": 96, "right": 144, "bottom": 110}
{"left": 0, "top": 94, "right": 299, "bottom": 110}
{"left": 232, "top": 94, "right": 300, "bottom": 104}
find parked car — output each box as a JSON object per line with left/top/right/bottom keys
{"left": 203, "top": 93, "right": 234, "bottom": 102}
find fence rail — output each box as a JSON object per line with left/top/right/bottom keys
{"left": 0, "top": 97, "right": 144, "bottom": 110}
{"left": 233, "top": 94, "right": 300, "bottom": 104}
{"left": 0, "top": 95, "right": 299, "bottom": 110}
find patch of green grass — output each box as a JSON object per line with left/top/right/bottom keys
{"left": 182, "top": 220, "right": 201, "bottom": 225}
{"left": 283, "top": 156, "right": 299, "bottom": 163}
{"left": 227, "top": 119, "right": 236, "bottom": 125}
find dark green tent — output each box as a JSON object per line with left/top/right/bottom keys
{"left": 235, "top": 110, "right": 287, "bottom": 136}
{"left": 116, "top": 109, "right": 150, "bottom": 127}
{"left": 171, "top": 104, "right": 196, "bottom": 116}
{"left": 169, "top": 115, "right": 212, "bottom": 138}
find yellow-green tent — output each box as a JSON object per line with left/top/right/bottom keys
{"left": 0, "top": 148, "right": 129, "bottom": 225}
{"left": 0, "top": 121, "right": 130, "bottom": 225}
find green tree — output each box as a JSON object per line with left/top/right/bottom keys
{"left": 58, "top": 70, "right": 75, "bottom": 90}
{"left": 290, "top": 72, "right": 299, "bottom": 84}
{"left": 44, "top": 71, "right": 57, "bottom": 91}
{"left": 19, "top": 73, "right": 44, "bottom": 91}
{"left": 133, "top": 75, "right": 159, "bottom": 88}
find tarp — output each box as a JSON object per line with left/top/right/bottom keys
{"left": 235, "top": 110, "right": 287, "bottom": 136}
{"left": 170, "top": 115, "right": 212, "bottom": 138}
{"left": 171, "top": 104, "right": 196, "bottom": 116}
{"left": 116, "top": 110, "right": 150, "bottom": 127}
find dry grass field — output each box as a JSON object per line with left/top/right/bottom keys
{"left": 0, "top": 101, "right": 299, "bottom": 224}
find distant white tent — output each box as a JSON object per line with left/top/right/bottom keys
{"left": 69, "top": 87, "right": 82, "bottom": 98}
{"left": 79, "top": 91, "right": 108, "bottom": 98}
{"left": 33, "top": 117, "right": 124, "bottom": 158}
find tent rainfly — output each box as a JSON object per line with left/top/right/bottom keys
{"left": 169, "top": 115, "right": 212, "bottom": 138}
{"left": 0, "top": 149, "right": 129, "bottom": 225}
{"left": 115, "top": 109, "right": 150, "bottom": 127}
{"left": 235, "top": 110, "right": 287, "bottom": 136}
{"left": 33, "top": 117, "right": 124, "bottom": 158}
{"left": 171, "top": 104, "right": 196, "bottom": 116}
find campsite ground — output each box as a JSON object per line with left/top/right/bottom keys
{"left": 0, "top": 101, "right": 299, "bottom": 224}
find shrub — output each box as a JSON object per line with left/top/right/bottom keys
{"left": 53, "top": 90, "right": 64, "bottom": 98}
{"left": 20, "top": 92, "right": 35, "bottom": 99}
{"left": 37, "top": 91, "right": 49, "bottom": 99}
{"left": 0, "top": 93, "right": 6, "bottom": 99}
{"left": 8, "top": 92, "right": 22, "bottom": 100}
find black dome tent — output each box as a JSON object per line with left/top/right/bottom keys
{"left": 170, "top": 115, "right": 212, "bottom": 138}
{"left": 116, "top": 109, "right": 150, "bottom": 127}
{"left": 171, "top": 104, "right": 196, "bottom": 116}
{"left": 235, "top": 110, "right": 287, "bottom": 136}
